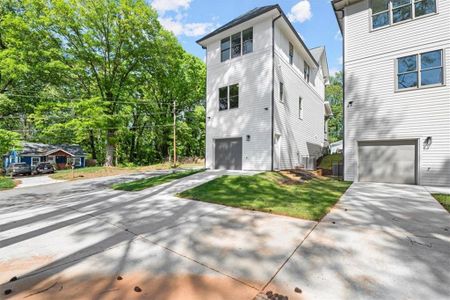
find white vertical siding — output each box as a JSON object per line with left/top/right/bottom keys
{"left": 274, "top": 25, "right": 326, "bottom": 170}
{"left": 344, "top": 0, "right": 450, "bottom": 186}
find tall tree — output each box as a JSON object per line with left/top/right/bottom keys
{"left": 326, "top": 71, "right": 343, "bottom": 143}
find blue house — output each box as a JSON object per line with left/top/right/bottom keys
{"left": 3, "top": 142, "right": 86, "bottom": 170}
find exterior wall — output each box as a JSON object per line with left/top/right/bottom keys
{"left": 205, "top": 16, "right": 274, "bottom": 170}
{"left": 273, "top": 24, "right": 326, "bottom": 170}
{"left": 344, "top": 0, "right": 450, "bottom": 186}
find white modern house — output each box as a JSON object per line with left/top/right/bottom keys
{"left": 333, "top": 0, "right": 450, "bottom": 186}
{"left": 197, "top": 5, "right": 331, "bottom": 171}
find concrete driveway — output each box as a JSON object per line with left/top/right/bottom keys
{"left": 1, "top": 175, "right": 449, "bottom": 300}
{"left": 15, "top": 175, "right": 65, "bottom": 189}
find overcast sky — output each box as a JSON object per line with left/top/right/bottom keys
{"left": 151, "top": 0, "right": 342, "bottom": 76}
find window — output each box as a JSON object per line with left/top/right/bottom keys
{"left": 32, "top": 157, "right": 40, "bottom": 166}
{"left": 47, "top": 156, "right": 55, "bottom": 164}
{"left": 371, "top": 0, "right": 436, "bottom": 29}
{"left": 74, "top": 157, "right": 82, "bottom": 167}
{"left": 397, "top": 49, "right": 443, "bottom": 90}
{"left": 304, "top": 63, "right": 311, "bottom": 83}
{"left": 218, "top": 84, "right": 239, "bottom": 110}
{"left": 289, "top": 42, "right": 294, "bottom": 65}
{"left": 243, "top": 28, "right": 253, "bottom": 54}
{"left": 221, "top": 37, "right": 230, "bottom": 62}
{"left": 220, "top": 27, "right": 253, "bottom": 62}
{"left": 279, "top": 82, "right": 284, "bottom": 102}
{"left": 372, "top": 0, "right": 390, "bottom": 29}
{"left": 219, "top": 87, "right": 228, "bottom": 110}
{"left": 392, "top": 0, "right": 412, "bottom": 23}
{"left": 231, "top": 32, "right": 241, "bottom": 58}
{"left": 299, "top": 97, "right": 304, "bottom": 119}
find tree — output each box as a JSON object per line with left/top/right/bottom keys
{"left": 326, "top": 72, "right": 343, "bottom": 143}
{"left": 0, "top": 129, "right": 21, "bottom": 156}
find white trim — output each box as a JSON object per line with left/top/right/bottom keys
{"left": 45, "top": 148, "right": 75, "bottom": 157}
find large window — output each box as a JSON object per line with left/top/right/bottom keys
{"left": 32, "top": 157, "right": 40, "bottom": 166}
{"left": 289, "top": 42, "right": 294, "bottom": 65}
{"left": 220, "top": 28, "right": 253, "bottom": 62}
{"left": 231, "top": 32, "right": 241, "bottom": 58}
{"left": 397, "top": 49, "right": 443, "bottom": 90}
{"left": 371, "top": 0, "right": 436, "bottom": 29}
{"left": 218, "top": 84, "right": 239, "bottom": 110}
{"left": 304, "top": 63, "right": 311, "bottom": 83}
{"left": 74, "top": 157, "right": 82, "bottom": 167}
{"left": 243, "top": 28, "right": 253, "bottom": 54}
{"left": 221, "top": 37, "right": 230, "bottom": 62}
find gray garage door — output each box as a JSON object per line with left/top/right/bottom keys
{"left": 358, "top": 140, "right": 417, "bottom": 184}
{"left": 215, "top": 138, "right": 242, "bottom": 170}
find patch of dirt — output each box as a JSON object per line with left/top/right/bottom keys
{"left": 0, "top": 256, "right": 54, "bottom": 283}
{"left": 4, "top": 272, "right": 259, "bottom": 300}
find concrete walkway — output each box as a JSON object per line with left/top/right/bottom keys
{"left": 265, "top": 183, "right": 450, "bottom": 299}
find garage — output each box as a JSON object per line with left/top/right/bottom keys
{"left": 358, "top": 140, "right": 417, "bottom": 184}
{"left": 214, "top": 138, "right": 242, "bottom": 170}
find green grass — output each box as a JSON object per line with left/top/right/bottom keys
{"left": 112, "top": 169, "right": 205, "bottom": 191}
{"left": 433, "top": 194, "right": 450, "bottom": 212}
{"left": 318, "top": 154, "right": 343, "bottom": 169}
{"left": 178, "top": 172, "right": 352, "bottom": 221}
{"left": 0, "top": 177, "right": 16, "bottom": 190}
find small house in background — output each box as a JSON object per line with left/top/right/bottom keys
{"left": 2, "top": 142, "right": 86, "bottom": 170}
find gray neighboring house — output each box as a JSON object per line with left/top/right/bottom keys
{"left": 333, "top": 0, "right": 450, "bottom": 186}
{"left": 3, "top": 142, "right": 86, "bottom": 170}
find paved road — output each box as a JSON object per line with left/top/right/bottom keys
{"left": 1, "top": 174, "right": 449, "bottom": 299}
{"left": 15, "top": 175, "right": 65, "bottom": 189}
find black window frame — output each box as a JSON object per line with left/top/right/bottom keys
{"left": 221, "top": 37, "right": 231, "bottom": 62}
{"left": 242, "top": 27, "right": 253, "bottom": 55}
{"left": 370, "top": 0, "right": 437, "bottom": 30}
{"left": 396, "top": 49, "right": 444, "bottom": 91}
{"left": 304, "top": 63, "right": 311, "bottom": 83}
{"left": 299, "top": 97, "right": 303, "bottom": 119}
{"left": 218, "top": 84, "right": 239, "bottom": 111}
{"left": 279, "top": 82, "right": 284, "bottom": 102}
{"left": 231, "top": 32, "right": 242, "bottom": 59}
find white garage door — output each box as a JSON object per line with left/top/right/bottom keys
{"left": 358, "top": 140, "right": 417, "bottom": 184}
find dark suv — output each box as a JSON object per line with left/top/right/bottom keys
{"left": 5, "top": 163, "right": 32, "bottom": 176}
{"left": 33, "top": 162, "right": 55, "bottom": 175}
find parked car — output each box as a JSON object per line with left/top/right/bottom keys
{"left": 32, "top": 162, "right": 55, "bottom": 175}
{"left": 5, "top": 163, "right": 32, "bottom": 176}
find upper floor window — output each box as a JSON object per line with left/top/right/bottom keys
{"left": 299, "top": 97, "right": 304, "bottom": 119}
{"left": 304, "top": 63, "right": 311, "bottom": 83}
{"left": 219, "top": 84, "right": 239, "bottom": 110}
{"left": 371, "top": 0, "right": 436, "bottom": 29}
{"left": 397, "top": 49, "right": 443, "bottom": 90}
{"left": 279, "top": 82, "right": 284, "bottom": 102}
{"left": 220, "top": 27, "right": 253, "bottom": 62}
{"left": 289, "top": 42, "right": 294, "bottom": 65}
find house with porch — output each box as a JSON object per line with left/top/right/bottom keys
{"left": 3, "top": 142, "right": 86, "bottom": 170}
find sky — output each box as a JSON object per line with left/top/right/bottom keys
{"left": 151, "top": 0, "right": 342, "bottom": 76}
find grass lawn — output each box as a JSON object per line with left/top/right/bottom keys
{"left": 433, "top": 194, "right": 450, "bottom": 212}
{"left": 112, "top": 169, "right": 205, "bottom": 191}
{"left": 318, "top": 153, "right": 343, "bottom": 169}
{"left": 0, "top": 177, "right": 17, "bottom": 190}
{"left": 178, "top": 172, "right": 352, "bottom": 221}
{"left": 50, "top": 162, "right": 204, "bottom": 181}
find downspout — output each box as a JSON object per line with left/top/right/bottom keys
{"left": 271, "top": 13, "right": 282, "bottom": 171}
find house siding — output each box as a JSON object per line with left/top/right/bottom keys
{"left": 273, "top": 24, "right": 326, "bottom": 170}
{"left": 205, "top": 16, "right": 274, "bottom": 170}
{"left": 343, "top": 0, "right": 450, "bottom": 186}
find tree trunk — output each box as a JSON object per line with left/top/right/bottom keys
{"left": 105, "top": 129, "right": 116, "bottom": 166}
{"left": 89, "top": 130, "right": 97, "bottom": 160}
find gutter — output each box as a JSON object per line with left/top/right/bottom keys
{"left": 271, "top": 14, "right": 282, "bottom": 171}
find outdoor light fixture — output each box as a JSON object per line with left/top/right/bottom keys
{"left": 347, "top": 101, "right": 353, "bottom": 107}
{"left": 246, "top": 135, "right": 251, "bottom": 142}
{"left": 424, "top": 136, "right": 432, "bottom": 149}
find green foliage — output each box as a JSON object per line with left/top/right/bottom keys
{"left": 0, "top": 176, "right": 16, "bottom": 190}
{"left": 0, "top": 0, "right": 206, "bottom": 166}
{"left": 112, "top": 169, "right": 205, "bottom": 191}
{"left": 318, "top": 153, "right": 343, "bottom": 170}
{"left": 326, "top": 72, "right": 343, "bottom": 143}
{"left": 178, "top": 172, "right": 352, "bottom": 220}
{"left": 0, "top": 128, "right": 21, "bottom": 155}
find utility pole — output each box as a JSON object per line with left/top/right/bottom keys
{"left": 173, "top": 100, "right": 177, "bottom": 169}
